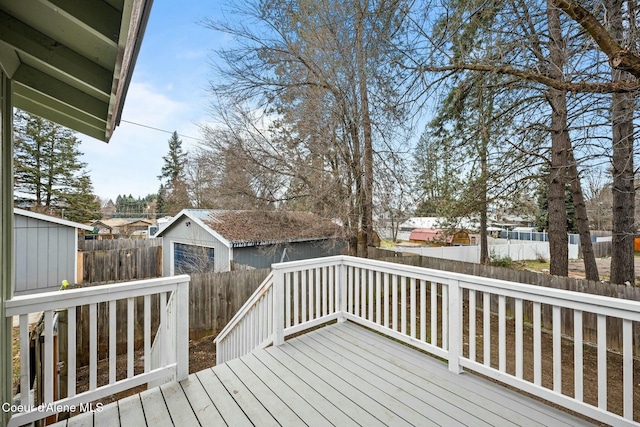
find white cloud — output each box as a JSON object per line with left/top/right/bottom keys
{"left": 80, "top": 82, "right": 203, "bottom": 201}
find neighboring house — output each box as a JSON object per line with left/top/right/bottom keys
{"left": 90, "top": 219, "right": 115, "bottom": 234}
{"left": 89, "top": 218, "right": 155, "bottom": 236}
{"left": 409, "top": 228, "right": 471, "bottom": 246}
{"left": 399, "top": 217, "right": 444, "bottom": 232}
{"left": 157, "top": 209, "right": 346, "bottom": 275}
{"left": 14, "top": 208, "right": 93, "bottom": 295}
{"left": 148, "top": 216, "right": 172, "bottom": 238}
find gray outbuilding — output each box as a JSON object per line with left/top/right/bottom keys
{"left": 14, "top": 208, "right": 93, "bottom": 295}
{"left": 157, "top": 209, "right": 346, "bottom": 275}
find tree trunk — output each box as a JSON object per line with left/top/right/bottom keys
{"left": 610, "top": 89, "right": 635, "bottom": 285}
{"left": 480, "top": 203, "right": 489, "bottom": 264}
{"left": 608, "top": 0, "right": 636, "bottom": 285}
{"left": 478, "top": 75, "right": 491, "bottom": 265}
{"left": 567, "top": 149, "right": 599, "bottom": 281}
{"left": 546, "top": 2, "right": 569, "bottom": 276}
{"left": 347, "top": 114, "right": 366, "bottom": 257}
{"left": 356, "top": 0, "right": 373, "bottom": 258}
{"left": 569, "top": 168, "right": 600, "bottom": 281}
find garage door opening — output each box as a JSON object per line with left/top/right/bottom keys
{"left": 174, "top": 243, "right": 215, "bottom": 274}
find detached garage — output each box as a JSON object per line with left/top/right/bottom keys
{"left": 14, "top": 208, "right": 93, "bottom": 295}
{"left": 157, "top": 209, "right": 346, "bottom": 276}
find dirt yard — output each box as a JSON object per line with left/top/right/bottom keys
{"left": 567, "top": 257, "right": 640, "bottom": 281}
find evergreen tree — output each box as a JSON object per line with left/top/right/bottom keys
{"left": 62, "top": 174, "right": 102, "bottom": 223}
{"left": 157, "top": 185, "right": 168, "bottom": 216}
{"left": 535, "top": 169, "right": 578, "bottom": 234}
{"left": 14, "top": 110, "right": 99, "bottom": 222}
{"left": 158, "top": 131, "right": 190, "bottom": 215}
{"left": 413, "top": 127, "right": 463, "bottom": 217}
{"left": 159, "top": 132, "right": 187, "bottom": 183}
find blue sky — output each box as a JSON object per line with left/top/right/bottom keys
{"left": 79, "top": 2, "right": 228, "bottom": 202}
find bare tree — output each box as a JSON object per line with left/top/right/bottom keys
{"left": 204, "top": 0, "right": 412, "bottom": 256}
{"left": 185, "top": 149, "right": 219, "bottom": 209}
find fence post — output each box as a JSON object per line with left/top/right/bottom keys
{"left": 273, "top": 267, "right": 285, "bottom": 346}
{"left": 338, "top": 258, "right": 347, "bottom": 322}
{"left": 176, "top": 278, "right": 190, "bottom": 381}
{"left": 448, "top": 279, "right": 462, "bottom": 374}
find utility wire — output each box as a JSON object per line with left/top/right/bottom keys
{"left": 120, "top": 119, "right": 204, "bottom": 142}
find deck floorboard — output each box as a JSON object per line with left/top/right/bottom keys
{"left": 76, "top": 321, "right": 592, "bottom": 426}
{"left": 178, "top": 372, "right": 227, "bottom": 426}
{"left": 336, "top": 322, "right": 586, "bottom": 426}
{"left": 117, "top": 394, "right": 147, "bottom": 426}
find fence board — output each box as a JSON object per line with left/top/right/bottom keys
{"left": 80, "top": 240, "right": 161, "bottom": 283}
{"left": 78, "top": 238, "right": 162, "bottom": 251}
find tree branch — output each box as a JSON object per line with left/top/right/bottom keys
{"left": 417, "top": 63, "right": 640, "bottom": 92}
{"left": 553, "top": 0, "right": 640, "bottom": 78}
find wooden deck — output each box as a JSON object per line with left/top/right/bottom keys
{"left": 51, "top": 321, "right": 592, "bottom": 426}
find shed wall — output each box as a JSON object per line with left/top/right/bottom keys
{"left": 233, "top": 239, "right": 346, "bottom": 270}
{"left": 14, "top": 214, "right": 76, "bottom": 295}
{"left": 161, "top": 216, "right": 230, "bottom": 275}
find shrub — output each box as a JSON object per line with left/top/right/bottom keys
{"left": 490, "top": 253, "right": 514, "bottom": 268}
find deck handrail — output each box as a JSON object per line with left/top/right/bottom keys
{"left": 5, "top": 275, "right": 190, "bottom": 427}
{"left": 214, "top": 271, "right": 274, "bottom": 344}
{"left": 215, "top": 272, "right": 275, "bottom": 364}
{"left": 216, "top": 255, "right": 640, "bottom": 426}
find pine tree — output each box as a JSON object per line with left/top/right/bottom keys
{"left": 14, "top": 110, "right": 99, "bottom": 222}
{"left": 159, "top": 132, "right": 187, "bottom": 183}
{"left": 157, "top": 185, "right": 168, "bottom": 216}
{"left": 62, "top": 174, "right": 102, "bottom": 223}
{"left": 158, "top": 131, "right": 190, "bottom": 215}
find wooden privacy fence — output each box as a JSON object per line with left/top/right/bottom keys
{"left": 78, "top": 238, "right": 162, "bottom": 251}
{"left": 78, "top": 238, "right": 163, "bottom": 283}
{"left": 586, "top": 241, "right": 612, "bottom": 258}
{"left": 71, "top": 268, "right": 270, "bottom": 366}
{"left": 188, "top": 269, "right": 271, "bottom": 339}
{"left": 369, "top": 247, "right": 640, "bottom": 354}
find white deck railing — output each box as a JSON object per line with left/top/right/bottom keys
{"left": 215, "top": 255, "right": 640, "bottom": 426}
{"left": 216, "top": 272, "right": 275, "bottom": 364}
{"left": 5, "top": 275, "right": 190, "bottom": 427}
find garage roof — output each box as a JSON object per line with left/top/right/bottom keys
{"left": 0, "top": 0, "right": 152, "bottom": 141}
{"left": 158, "top": 209, "right": 344, "bottom": 248}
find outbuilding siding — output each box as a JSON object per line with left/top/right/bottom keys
{"left": 161, "top": 215, "right": 231, "bottom": 276}
{"left": 14, "top": 214, "right": 76, "bottom": 295}
{"left": 233, "top": 239, "right": 346, "bottom": 270}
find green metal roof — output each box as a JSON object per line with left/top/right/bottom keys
{"left": 0, "top": 0, "right": 153, "bottom": 141}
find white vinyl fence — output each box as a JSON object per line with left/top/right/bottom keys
{"left": 389, "top": 241, "right": 580, "bottom": 262}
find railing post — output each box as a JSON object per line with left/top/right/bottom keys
{"left": 338, "top": 259, "right": 347, "bottom": 322}
{"left": 448, "top": 279, "right": 462, "bottom": 374}
{"left": 273, "top": 267, "right": 285, "bottom": 346}
{"left": 0, "top": 71, "right": 14, "bottom": 427}
{"left": 176, "top": 279, "right": 189, "bottom": 381}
